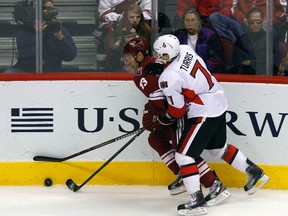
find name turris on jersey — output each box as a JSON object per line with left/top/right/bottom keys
{"left": 180, "top": 52, "right": 193, "bottom": 71}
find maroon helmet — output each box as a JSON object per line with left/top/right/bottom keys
{"left": 123, "top": 38, "right": 149, "bottom": 56}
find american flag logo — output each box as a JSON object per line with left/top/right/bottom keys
{"left": 11, "top": 108, "right": 54, "bottom": 132}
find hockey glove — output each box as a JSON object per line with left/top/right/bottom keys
{"left": 157, "top": 111, "right": 175, "bottom": 126}
{"left": 145, "top": 62, "right": 164, "bottom": 75}
{"left": 142, "top": 102, "right": 163, "bottom": 132}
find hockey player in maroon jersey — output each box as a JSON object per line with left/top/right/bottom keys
{"left": 123, "top": 38, "right": 231, "bottom": 205}
{"left": 153, "top": 34, "right": 270, "bottom": 215}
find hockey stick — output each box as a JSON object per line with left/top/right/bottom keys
{"left": 66, "top": 128, "right": 144, "bottom": 192}
{"left": 33, "top": 127, "right": 144, "bottom": 162}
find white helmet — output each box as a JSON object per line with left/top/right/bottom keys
{"left": 153, "top": 34, "right": 180, "bottom": 60}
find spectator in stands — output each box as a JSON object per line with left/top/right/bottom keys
{"left": 173, "top": 8, "right": 225, "bottom": 74}
{"left": 174, "top": 0, "right": 255, "bottom": 74}
{"left": 207, "top": 13, "right": 256, "bottom": 74}
{"left": 115, "top": 3, "right": 151, "bottom": 46}
{"left": 102, "top": 3, "right": 151, "bottom": 71}
{"left": 232, "top": 0, "right": 287, "bottom": 41}
{"left": 5, "top": 0, "right": 76, "bottom": 73}
{"left": 176, "top": 0, "right": 233, "bottom": 25}
{"left": 97, "top": 0, "right": 151, "bottom": 71}
{"left": 244, "top": 7, "right": 281, "bottom": 75}
{"left": 98, "top": 0, "right": 152, "bottom": 24}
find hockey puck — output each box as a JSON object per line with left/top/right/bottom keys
{"left": 44, "top": 178, "right": 53, "bottom": 187}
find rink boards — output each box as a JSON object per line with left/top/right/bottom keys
{"left": 0, "top": 73, "right": 287, "bottom": 189}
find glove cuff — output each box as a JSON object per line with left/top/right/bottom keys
{"left": 157, "top": 112, "right": 175, "bottom": 126}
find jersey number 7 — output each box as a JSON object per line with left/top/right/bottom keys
{"left": 190, "top": 60, "right": 214, "bottom": 90}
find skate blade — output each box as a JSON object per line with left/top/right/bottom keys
{"left": 247, "top": 175, "right": 270, "bottom": 195}
{"left": 178, "top": 206, "right": 207, "bottom": 216}
{"left": 206, "top": 189, "right": 231, "bottom": 207}
{"left": 170, "top": 185, "right": 187, "bottom": 195}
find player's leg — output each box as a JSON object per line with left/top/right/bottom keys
{"left": 148, "top": 129, "right": 187, "bottom": 195}
{"left": 175, "top": 152, "right": 207, "bottom": 216}
{"left": 206, "top": 112, "right": 270, "bottom": 195}
{"left": 148, "top": 130, "right": 179, "bottom": 175}
{"left": 173, "top": 118, "right": 228, "bottom": 200}
{"left": 166, "top": 122, "right": 226, "bottom": 197}
{"left": 195, "top": 157, "right": 230, "bottom": 206}
{"left": 189, "top": 117, "right": 232, "bottom": 206}
{"left": 175, "top": 117, "right": 220, "bottom": 215}
{"left": 203, "top": 170, "right": 231, "bottom": 206}
{"left": 167, "top": 155, "right": 227, "bottom": 198}
{"left": 180, "top": 117, "right": 231, "bottom": 209}
{"left": 218, "top": 143, "right": 269, "bottom": 195}
{"left": 142, "top": 101, "right": 185, "bottom": 195}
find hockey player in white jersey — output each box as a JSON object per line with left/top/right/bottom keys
{"left": 153, "top": 34, "right": 270, "bottom": 216}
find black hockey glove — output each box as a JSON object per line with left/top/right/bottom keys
{"left": 157, "top": 111, "right": 175, "bottom": 126}
{"left": 145, "top": 62, "right": 164, "bottom": 75}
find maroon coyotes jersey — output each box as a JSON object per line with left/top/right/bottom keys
{"left": 133, "top": 57, "right": 166, "bottom": 110}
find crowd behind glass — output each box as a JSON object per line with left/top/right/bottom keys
{"left": 0, "top": 0, "right": 287, "bottom": 76}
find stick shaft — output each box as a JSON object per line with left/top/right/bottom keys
{"left": 33, "top": 128, "right": 143, "bottom": 162}
{"left": 75, "top": 128, "right": 145, "bottom": 191}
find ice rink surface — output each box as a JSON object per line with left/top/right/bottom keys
{"left": 0, "top": 185, "right": 287, "bottom": 216}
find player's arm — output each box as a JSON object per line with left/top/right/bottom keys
{"left": 144, "top": 62, "right": 165, "bottom": 75}
{"left": 158, "top": 72, "right": 186, "bottom": 125}
{"left": 133, "top": 59, "right": 164, "bottom": 98}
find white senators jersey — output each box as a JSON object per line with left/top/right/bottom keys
{"left": 158, "top": 45, "right": 228, "bottom": 119}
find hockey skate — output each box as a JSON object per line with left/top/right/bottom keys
{"left": 177, "top": 190, "right": 207, "bottom": 216}
{"left": 204, "top": 173, "right": 231, "bottom": 207}
{"left": 168, "top": 173, "right": 187, "bottom": 195}
{"left": 244, "top": 159, "right": 270, "bottom": 195}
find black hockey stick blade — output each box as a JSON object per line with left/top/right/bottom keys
{"left": 33, "top": 127, "right": 143, "bottom": 162}
{"left": 33, "top": 156, "right": 63, "bottom": 162}
{"left": 66, "top": 179, "right": 79, "bottom": 192}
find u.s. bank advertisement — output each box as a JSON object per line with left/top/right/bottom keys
{"left": 0, "top": 80, "right": 287, "bottom": 165}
